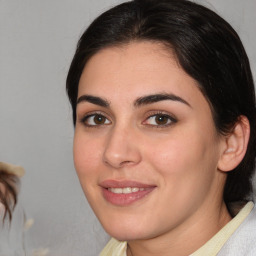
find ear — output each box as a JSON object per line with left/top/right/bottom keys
{"left": 218, "top": 116, "right": 250, "bottom": 172}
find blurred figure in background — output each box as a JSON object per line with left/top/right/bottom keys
{"left": 0, "top": 162, "right": 26, "bottom": 256}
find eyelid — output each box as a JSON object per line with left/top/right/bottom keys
{"left": 79, "top": 111, "right": 112, "bottom": 127}
{"left": 142, "top": 111, "right": 177, "bottom": 127}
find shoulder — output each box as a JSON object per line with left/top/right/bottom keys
{"left": 218, "top": 204, "right": 256, "bottom": 256}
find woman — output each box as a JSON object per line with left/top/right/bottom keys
{"left": 66, "top": 0, "right": 256, "bottom": 255}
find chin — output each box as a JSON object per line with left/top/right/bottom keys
{"left": 107, "top": 230, "right": 146, "bottom": 242}
{"left": 102, "top": 220, "right": 153, "bottom": 241}
{"left": 93, "top": 203, "right": 157, "bottom": 240}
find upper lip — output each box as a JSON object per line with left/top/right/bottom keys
{"left": 99, "top": 179, "right": 156, "bottom": 189}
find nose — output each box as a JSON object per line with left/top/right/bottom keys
{"left": 103, "top": 126, "right": 142, "bottom": 169}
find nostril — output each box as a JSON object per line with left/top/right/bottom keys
{"left": 103, "top": 159, "right": 132, "bottom": 168}
{"left": 120, "top": 160, "right": 133, "bottom": 166}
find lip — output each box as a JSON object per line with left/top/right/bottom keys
{"left": 100, "top": 180, "right": 156, "bottom": 206}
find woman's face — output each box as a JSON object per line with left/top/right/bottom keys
{"left": 74, "top": 42, "right": 227, "bottom": 241}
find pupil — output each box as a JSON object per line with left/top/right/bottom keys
{"left": 156, "top": 115, "right": 167, "bottom": 124}
{"left": 94, "top": 115, "right": 105, "bottom": 124}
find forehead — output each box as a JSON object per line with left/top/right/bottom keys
{"left": 78, "top": 41, "right": 205, "bottom": 108}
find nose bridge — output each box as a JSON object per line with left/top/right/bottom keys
{"left": 103, "top": 123, "right": 141, "bottom": 168}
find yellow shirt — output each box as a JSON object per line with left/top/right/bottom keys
{"left": 100, "top": 201, "right": 254, "bottom": 256}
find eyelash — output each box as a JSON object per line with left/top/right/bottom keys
{"left": 79, "top": 111, "right": 177, "bottom": 128}
{"left": 143, "top": 111, "right": 177, "bottom": 128}
{"left": 80, "top": 112, "right": 111, "bottom": 127}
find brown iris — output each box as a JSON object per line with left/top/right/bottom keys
{"left": 155, "top": 115, "right": 169, "bottom": 125}
{"left": 93, "top": 114, "right": 106, "bottom": 124}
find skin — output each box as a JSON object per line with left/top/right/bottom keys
{"left": 74, "top": 41, "right": 232, "bottom": 256}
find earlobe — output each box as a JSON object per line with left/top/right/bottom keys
{"left": 218, "top": 116, "right": 250, "bottom": 172}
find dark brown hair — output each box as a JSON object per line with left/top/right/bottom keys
{"left": 0, "top": 171, "right": 19, "bottom": 221}
{"left": 66, "top": 0, "right": 256, "bottom": 204}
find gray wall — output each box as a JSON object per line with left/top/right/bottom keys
{"left": 0, "top": 0, "right": 255, "bottom": 255}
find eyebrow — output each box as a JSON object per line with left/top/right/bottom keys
{"left": 77, "top": 95, "right": 110, "bottom": 107}
{"left": 134, "top": 93, "right": 191, "bottom": 107}
{"left": 76, "top": 92, "right": 191, "bottom": 108}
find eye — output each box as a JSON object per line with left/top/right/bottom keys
{"left": 82, "top": 114, "right": 111, "bottom": 126}
{"left": 143, "top": 113, "right": 176, "bottom": 127}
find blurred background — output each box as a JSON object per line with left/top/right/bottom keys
{"left": 0, "top": 0, "right": 255, "bottom": 255}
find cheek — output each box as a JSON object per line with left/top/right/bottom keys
{"left": 146, "top": 133, "right": 206, "bottom": 174}
{"left": 73, "top": 133, "right": 102, "bottom": 181}
{"left": 143, "top": 132, "right": 220, "bottom": 218}
{"left": 144, "top": 127, "right": 219, "bottom": 192}
{"left": 73, "top": 133, "right": 104, "bottom": 209}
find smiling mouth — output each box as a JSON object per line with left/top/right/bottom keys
{"left": 100, "top": 180, "right": 156, "bottom": 206}
{"left": 108, "top": 187, "right": 147, "bottom": 194}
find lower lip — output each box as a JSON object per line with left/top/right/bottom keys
{"left": 102, "top": 187, "right": 155, "bottom": 206}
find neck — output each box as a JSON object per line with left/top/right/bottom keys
{"left": 127, "top": 201, "right": 231, "bottom": 256}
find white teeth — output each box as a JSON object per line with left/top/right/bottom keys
{"left": 110, "top": 188, "right": 122, "bottom": 194}
{"left": 123, "top": 187, "right": 132, "bottom": 194}
{"left": 108, "top": 187, "right": 144, "bottom": 194}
